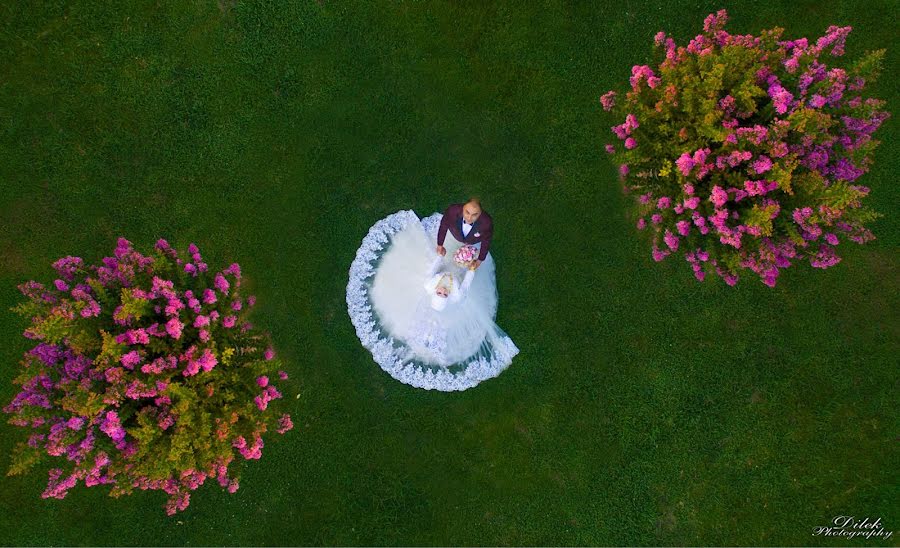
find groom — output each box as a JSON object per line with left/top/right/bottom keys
{"left": 436, "top": 198, "right": 493, "bottom": 270}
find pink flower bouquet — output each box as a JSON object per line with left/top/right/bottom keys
{"left": 453, "top": 245, "right": 479, "bottom": 268}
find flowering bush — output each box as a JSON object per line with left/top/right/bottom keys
{"left": 4, "top": 238, "right": 294, "bottom": 515}
{"left": 602, "top": 9, "right": 889, "bottom": 286}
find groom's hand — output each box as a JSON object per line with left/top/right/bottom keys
{"left": 470, "top": 259, "right": 482, "bottom": 270}
{"left": 436, "top": 245, "right": 446, "bottom": 256}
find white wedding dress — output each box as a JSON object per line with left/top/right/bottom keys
{"left": 346, "top": 210, "right": 519, "bottom": 391}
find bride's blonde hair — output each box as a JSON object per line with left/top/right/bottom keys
{"left": 436, "top": 272, "right": 453, "bottom": 293}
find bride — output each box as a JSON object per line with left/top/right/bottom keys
{"left": 346, "top": 209, "right": 519, "bottom": 391}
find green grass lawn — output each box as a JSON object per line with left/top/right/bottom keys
{"left": 1, "top": 0, "right": 897, "bottom": 545}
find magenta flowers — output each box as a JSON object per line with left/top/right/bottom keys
{"left": 602, "top": 9, "right": 889, "bottom": 287}
{"left": 5, "top": 238, "right": 294, "bottom": 515}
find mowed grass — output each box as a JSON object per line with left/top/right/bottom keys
{"left": 0, "top": 0, "right": 897, "bottom": 545}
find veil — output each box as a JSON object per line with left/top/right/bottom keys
{"left": 401, "top": 257, "right": 478, "bottom": 366}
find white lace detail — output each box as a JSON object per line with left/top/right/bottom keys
{"left": 408, "top": 314, "right": 449, "bottom": 364}
{"left": 346, "top": 209, "right": 519, "bottom": 391}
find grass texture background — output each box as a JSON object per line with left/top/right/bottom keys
{"left": 0, "top": 0, "right": 897, "bottom": 545}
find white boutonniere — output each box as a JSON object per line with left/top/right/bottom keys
{"left": 474, "top": 232, "right": 480, "bottom": 237}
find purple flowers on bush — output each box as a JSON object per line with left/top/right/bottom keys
{"left": 5, "top": 238, "right": 294, "bottom": 515}
{"left": 602, "top": 9, "right": 888, "bottom": 286}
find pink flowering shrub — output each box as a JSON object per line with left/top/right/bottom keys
{"left": 5, "top": 238, "right": 294, "bottom": 515}
{"left": 602, "top": 9, "right": 888, "bottom": 286}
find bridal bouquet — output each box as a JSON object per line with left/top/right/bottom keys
{"left": 4, "top": 238, "right": 294, "bottom": 515}
{"left": 453, "top": 245, "right": 479, "bottom": 268}
{"left": 602, "top": 9, "right": 889, "bottom": 287}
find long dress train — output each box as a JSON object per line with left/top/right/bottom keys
{"left": 346, "top": 209, "right": 519, "bottom": 391}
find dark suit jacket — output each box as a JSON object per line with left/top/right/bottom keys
{"left": 436, "top": 203, "right": 494, "bottom": 261}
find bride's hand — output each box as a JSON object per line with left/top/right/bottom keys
{"left": 469, "top": 259, "right": 481, "bottom": 270}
